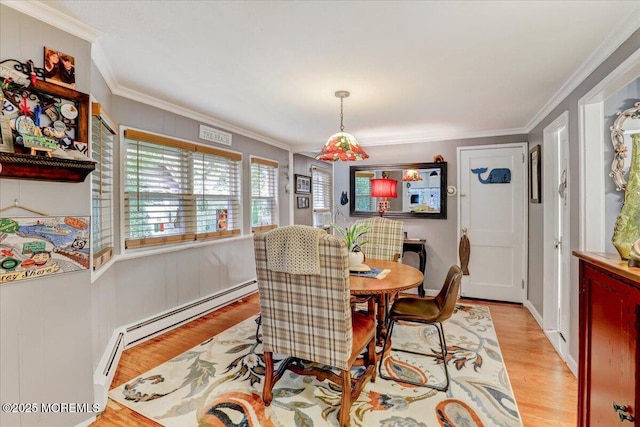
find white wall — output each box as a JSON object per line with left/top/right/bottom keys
{"left": 0, "top": 6, "right": 95, "bottom": 427}
{"left": 527, "top": 27, "right": 640, "bottom": 368}
{"left": 333, "top": 135, "right": 527, "bottom": 290}
{"left": 1, "top": 7, "right": 292, "bottom": 427}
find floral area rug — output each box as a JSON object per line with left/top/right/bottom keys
{"left": 109, "top": 304, "right": 522, "bottom": 426}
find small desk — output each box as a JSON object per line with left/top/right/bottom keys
{"left": 350, "top": 258, "right": 424, "bottom": 341}
{"left": 403, "top": 238, "right": 427, "bottom": 297}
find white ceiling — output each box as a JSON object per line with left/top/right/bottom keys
{"left": 13, "top": 1, "right": 640, "bottom": 153}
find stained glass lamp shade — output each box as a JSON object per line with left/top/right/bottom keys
{"left": 316, "top": 90, "right": 369, "bottom": 162}
{"left": 402, "top": 169, "right": 423, "bottom": 181}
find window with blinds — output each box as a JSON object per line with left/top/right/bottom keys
{"left": 251, "top": 157, "right": 278, "bottom": 232}
{"left": 354, "top": 171, "right": 375, "bottom": 211}
{"left": 312, "top": 166, "right": 332, "bottom": 228}
{"left": 123, "top": 128, "right": 241, "bottom": 249}
{"left": 91, "top": 103, "right": 116, "bottom": 270}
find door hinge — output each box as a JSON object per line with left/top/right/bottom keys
{"left": 522, "top": 153, "right": 525, "bottom": 163}
{"left": 522, "top": 279, "right": 525, "bottom": 289}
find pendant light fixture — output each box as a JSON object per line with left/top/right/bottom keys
{"left": 316, "top": 90, "right": 369, "bottom": 162}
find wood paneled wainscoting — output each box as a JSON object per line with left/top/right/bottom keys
{"left": 91, "top": 295, "right": 577, "bottom": 427}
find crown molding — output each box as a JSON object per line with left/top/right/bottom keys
{"left": 89, "top": 46, "right": 291, "bottom": 151}
{"left": 293, "top": 126, "right": 529, "bottom": 154}
{"left": 359, "top": 127, "right": 529, "bottom": 147}
{"left": 91, "top": 43, "right": 119, "bottom": 90}
{"left": 1, "top": 0, "right": 104, "bottom": 42}
{"left": 109, "top": 83, "right": 291, "bottom": 151}
{"left": 3, "top": 0, "right": 287, "bottom": 153}
{"left": 526, "top": 3, "right": 640, "bottom": 133}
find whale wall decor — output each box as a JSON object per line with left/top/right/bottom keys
{"left": 470, "top": 167, "right": 511, "bottom": 184}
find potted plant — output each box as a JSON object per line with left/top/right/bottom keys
{"left": 331, "top": 222, "right": 370, "bottom": 267}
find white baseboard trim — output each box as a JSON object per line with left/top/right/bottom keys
{"left": 93, "top": 328, "right": 126, "bottom": 411}
{"left": 524, "top": 299, "right": 578, "bottom": 377}
{"left": 125, "top": 280, "right": 258, "bottom": 347}
{"left": 523, "top": 300, "right": 544, "bottom": 328}
{"left": 93, "top": 279, "right": 257, "bottom": 411}
{"left": 565, "top": 353, "right": 578, "bottom": 377}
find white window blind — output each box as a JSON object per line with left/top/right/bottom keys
{"left": 312, "top": 166, "right": 332, "bottom": 227}
{"left": 354, "top": 171, "right": 375, "bottom": 212}
{"left": 91, "top": 103, "right": 116, "bottom": 270}
{"left": 251, "top": 157, "right": 278, "bottom": 232}
{"left": 123, "top": 129, "right": 241, "bottom": 249}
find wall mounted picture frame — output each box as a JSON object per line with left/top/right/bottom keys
{"left": 44, "top": 47, "right": 76, "bottom": 89}
{"left": 295, "top": 174, "right": 311, "bottom": 194}
{"left": 0, "top": 115, "right": 14, "bottom": 153}
{"left": 297, "top": 196, "right": 309, "bottom": 209}
{"left": 529, "top": 145, "right": 541, "bottom": 203}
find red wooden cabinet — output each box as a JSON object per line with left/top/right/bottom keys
{"left": 575, "top": 252, "right": 639, "bottom": 426}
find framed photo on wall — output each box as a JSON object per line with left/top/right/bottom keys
{"left": 297, "top": 196, "right": 309, "bottom": 209}
{"left": 529, "top": 145, "right": 541, "bottom": 203}
{"left": 44, "top": 47, "right": 76, "bottom": 89}
{"left": 295, "top": 174, "right": 311, "bottom": 194}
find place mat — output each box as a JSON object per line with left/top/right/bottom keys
{"left": 349, "top": 267, "right": 390, "bottom": 279}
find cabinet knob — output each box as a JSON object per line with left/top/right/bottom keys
{"left": 613, "top": 402, "right": 635, "bottom": 422}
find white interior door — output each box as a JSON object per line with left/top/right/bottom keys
{"left": 458, "top": 144, "right": 527, "bottom": 303}
{"left": 543, "top": 112, "right": 570, "bottom": 356}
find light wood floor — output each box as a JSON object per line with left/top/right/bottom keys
{"left": 91, "top": 294, "right": 577, "bottom": 426}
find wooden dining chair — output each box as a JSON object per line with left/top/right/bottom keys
{"left": 378, "top": 264, "right": 463, "bottom": 391}
{"left": 254, "top": 226, "right": 377, "bottom": 427}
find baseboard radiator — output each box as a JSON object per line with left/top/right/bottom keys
{"left": 93, "top": 280, "right": 257, "bottom": 410}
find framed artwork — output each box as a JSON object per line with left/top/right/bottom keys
{"left": 295, "top": 174, "right": 311, "bottom": 194}
{"left": 529, "top": 145, "right": 541, "bottom": 203}
{"left": 0, "top": 216, "right": 90, "bottom": 284}
{"left": 297, "top": 196, "right": 309, "bottom": 209}
{"left": 0, "top": 115, "right": 14, "bottom": 153}
{"left": 44, "top": 47, "right": 76, "bottom": 89}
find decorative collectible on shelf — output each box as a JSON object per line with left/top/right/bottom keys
{"left": 0, "top": 53, "right": 89, "bottom": 161}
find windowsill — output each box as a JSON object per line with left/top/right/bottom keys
{"left": 91, "top": 233, "right": 253, "bottom": 283}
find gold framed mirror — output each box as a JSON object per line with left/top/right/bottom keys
{"left": 610, "top": 100, "right": 640, "bottom": 191}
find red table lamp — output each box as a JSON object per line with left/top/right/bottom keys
{"left": 370, "top": 177, "right": 398, "bottom": 216}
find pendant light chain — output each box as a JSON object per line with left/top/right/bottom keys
{"left": 340, "top": 96, "right": 344, "bottom": 132}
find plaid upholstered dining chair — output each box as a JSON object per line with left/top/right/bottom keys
{"left": 254, "top": 226, "right": 377, "bottom": 427}
{"left": 355, "top": 216, "right": 404, "bottom": 262}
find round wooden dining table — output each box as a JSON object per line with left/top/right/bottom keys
{"left": 350, "top": 258, "right": 424, "bottom": 343}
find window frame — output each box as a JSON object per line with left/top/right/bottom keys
{"left": 250, "top": 156, "right": 279, "bottom": 233}
{"left": 121, "top": 127, "right": 242, "bottom": 251}
{"left": 91, "top": 102, "right": 117, "bottom": 271}
{"left": 311, "top": 165, "right": 333, "bottom": 228}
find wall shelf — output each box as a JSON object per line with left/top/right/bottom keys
{"left": 0, "top": 151, "right": 95, "bottom": 182}
{"left": 1, "top": 72, "right": 91, "bottom": 182}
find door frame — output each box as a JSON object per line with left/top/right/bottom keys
{"left": 579, "top": 48, "right": 640, "bottom": 252}
{"left": 456, "top": 142, "right": 528, "bottom": 303}
{"left": 543, "top": 111, "right": 570, "bottom": 358}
